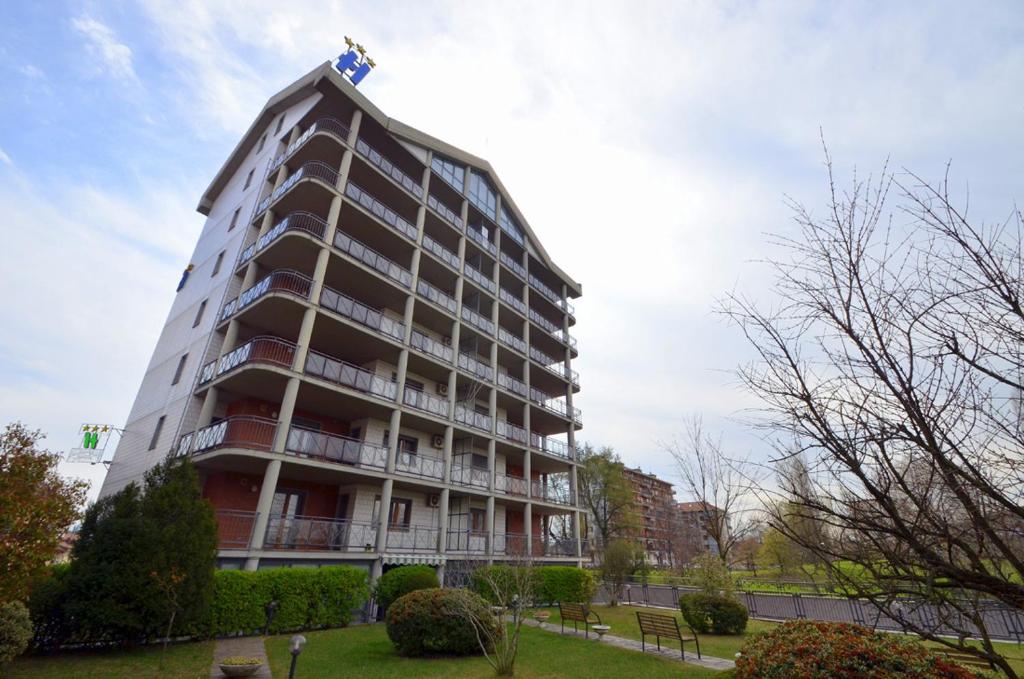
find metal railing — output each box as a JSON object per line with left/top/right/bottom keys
{"left": 319, "top": 285, "right": 405, "bottom": 341}
{"left": 238, "top": 211, "right": 327, "bottom": 268}
{"left": 531, "top": 479, "right": 575, "bottom": 506}
{"left": 344, "top": 181, "right": 418, "bottom": 241}
{"left": 409, "top": 329, "right": 453, "bottom": 363}
{"left": 180, "top": 416, "right": 278, "bottom": 456}
{"left": 268, "top": 117, "right": 350, "bottom": 173}
{"left": 466, "top": 227, "right": 497, "bottom": 256}
{"left": 447, "top": 529, "right": 489, "bottom": 553}
{"left": 494, "top": 470, "right": 528, "bottom": 496}
{"left": 530, "top": 433, "right": 574, "bottom": 460}
{"left": 497, "top": 371, "right": 527, "bottom": 398}
{"left": 386, "top": 524, "right": 439, "bottom": 552}
{"left": 500, "top": 250, "right": 526, "bottom": 279}
{"left": 427, "top": 194, "right": 463, "bottom": 230}
{"left": 221, "top": 270, "right": 313, "bottom": 322}
{"left": 215, "top": 336, "right": 297, "bottom": 379}
{"left": 529, "top": 309, "right": 578, "bottom": 350}
{"left": 529, "top": 346, "right": 579, "bottom": 385}
{"left": 498, "top": 327, "right": 526, "bottom": 353}
{"left": 354, "top": 137, "right": 424, "bottom": 200}
{"left": 496, "top": 420, "right": 527, "bottom": 444}
{"left": 284, "top": 427, "right": 388, "bottom": 471}
{"left": 454, "top": 404, "right": 492, "bottom": 433}
{"left": 464, "top": 262, "right": 496, "bottom": 293}
{"left": 493, "top": 532, "right": 529, "bottom": 556}
{"left": 333, "top": 230, "right": 412, "bottom": 288}
{"left": 215, "top": 510, "right": 259, "bottom": 549}
{"left": 528, "top": 273, "right": 575, "bottom": 315}
{"left": 394, "top": 450, "right": 445, "bottom": 480}
{"left": 457, "top": 352, "right": 493, "bottom": 381}
{"left": 265, "top": 515, "right": 378, "bottom": 552}
{"left": 499, "top": 287, "right": 527, "bottom": 314}
{"left": 256, "top": 161, "right": 339, "bottom": 216}
{"left": 451, "top": 463, "right": 491, "bottom": 489}
{"left": 416, "top": 279, "right": 458, "bottom": 314}
{"left": 402, "top": 387, "right": 450, "bottom": 417}
{"left": 304, "top": 351, "right": 398, "bottom": 400}
{"left": 421, "top": 232, "right": 460, "bottom": 271}
{"left": 529, "top": 387, "right": 582, "bottom": 424}
{"left": 535, "top": 537, "right": 578, "bottom": 557}
{"left": 460, "top": 305, "right": 495, "bottom": 335}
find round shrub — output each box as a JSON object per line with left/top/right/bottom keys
{"left": 735, "top": 620, "right": 980, "bottom": 679}
{"left": 386, "top": 588, "right": 497, "bottom": 657}
{"left": 0, "top": 601, "right": 33, "bottom": 665}
{"left": 679, "top": 593, "right": 748, "bottom": 634}
{"left": 374, "top": 565, "right": 440, "bottom": 611}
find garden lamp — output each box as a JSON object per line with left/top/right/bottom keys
{"left": 288, "top": 634, "right": 306, "bottom": 679}
{"left": 264, "top": 600, "right": 279, "bottom": 636}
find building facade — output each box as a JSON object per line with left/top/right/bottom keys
{"left": 621, "top": 467, "right": 676, "bottom": 567}
{"left": 676, "top": 501, "right": 726, "bottom": 561}
{"left": 99, "top": 61, "right": 584, "bottom": 581}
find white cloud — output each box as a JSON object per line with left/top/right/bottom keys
{"left": 0, "top": 148, "right": 11, "bottom": 166}
{"left": 71, "top": 15, "right": 138, "bottom": 83}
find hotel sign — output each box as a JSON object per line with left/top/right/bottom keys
{"left": 335, "top": 36, "right": 375, "bottom": 87}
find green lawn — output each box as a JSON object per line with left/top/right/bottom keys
{"left": 7, "top": 640, "right": 214, "bottom": 679}
{"left": 264, "top": 623, "right": 728, "bottom": 678}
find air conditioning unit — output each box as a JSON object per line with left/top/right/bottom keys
{"left": 436, "top": 383, "right": 449, "bottom": 396}
{"left": 431, "top": 434, "right": 445, "bottom": 449}
{"left": 427, "top": 494, "right": 440, "bottom": 508}
{"left": 442, "top": 335, "right": 452, "bottom": 346}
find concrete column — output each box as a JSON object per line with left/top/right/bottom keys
{"left": 436, "top": 562, "right": 446, "bottom": 587}
{"left": 486, "top": 495, "right": 495, "bottom": 559}
{"left": 196, "top": 387, "right": 219, "bottom": 429}
{"left": 270, "top": 377, "right": 301, "bottom": 453}
{"left": 385, "top": 409, "right": 402, "bottom": 473}
{"left": 442, "top": 425, "right": 454, "bottom": 482}
{"left": 244, "top": 458, "right": 282, "bottom": 570}
{"left": 438, "top": 487, "right": 450, "bottom": 553}
{"left": 525, "top": 502, "right": 533, "bottom": 557}
{"left": 375, "top": 478, "right": 394, "bottom": 552}
{"left": 346, "top": 109, "right": 363, "bottom": 146}
{"left": 487, "top": 439, "right": 496, "bottom": 492}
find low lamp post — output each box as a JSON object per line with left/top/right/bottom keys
{"left": 264, "top": 600, "right": 279, "bottom": 636}
{"left": 288, "top": 634, "right": 306, "bottom": 679}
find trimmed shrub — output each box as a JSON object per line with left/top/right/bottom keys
{"left": 536, "top": 566, "right": 596, "bottom": 604}
{"left": 0, "top": 601, "right": 32, "bottom": 665}
{"left": 679, "top": 593, "right": 748, "bottom": 634}
{"left": 27, "top": 564, "right": 73, "bottom": 649}
{"left": 374, "top": 565, "right": 439, "bottom": 611}
{"left": 735, "top": 620, "right": 980, "bottom": 679}
{"left": 386, "top": 588, "right": 496, "bottom": 657}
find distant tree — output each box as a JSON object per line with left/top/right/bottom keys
{"left": 731, "top": 535, "right": 762, "bottom": 575}
{"left": 602, "top": 539, "right": 643, "bottom": 606}
{"left": 576, "top": 444, "right": 637, "bottom": 557}
{"left": 756, "top": 526, "right": 800, "bottom": 576}
{"left": 0, "top": 423, "right": 87, "bottom": 604}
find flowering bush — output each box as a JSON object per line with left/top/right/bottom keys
{"left": 735, "top": 620, "right": 982, "bottom": 679}
{"left": 385, "top": 588, "right": 497, "bottom": 657}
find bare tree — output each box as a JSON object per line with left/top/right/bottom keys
{"left": 664, "top": 415, "right": 760, "bottom": 563}
{"left": 723, "top": 148, "right": 1024, "bottom": 676}
{"left": 459, "top": 560, "right": 539, "bottom": 677}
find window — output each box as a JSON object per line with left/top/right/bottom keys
{"left": 243, "top": 169, "right": 255, "bottom": 190}
{"left": 275, "top": 114, "right": 285, "bottom": 135}
{"left": 499, "top": 206, "right": 525, "bottom": 246}
{"left": 470, "top": 507, "right": 487, "bottom": 532}
{"left": 373, "top": 495, "right": 412, "bottom": 528}
{"left": 148, "top": 416, "right": 165, "bottom": 450}
{"left": 468, "top": 171, "right": 497, "bottom": 220}
{"left": 291, "top": 416, "right": 321, "bottom": 431}
{"left": 349, "top": 426, "right": 361, "bottom": 440}
{"left": 228, "top": 208, "right": 241, "bottom": 231}
{"left": 211, "top": 251, "right": 225, "bottom": 276}
{"left": 256, "top": 133, "right": 267, "bottom": 153}
{"left": 171, "top": 354, "right": 188, "bottom": 385}
{"left": 192, "top": 300, "right": 207, "bottom": 327}
{"left": 431, "top": 154, "right": 464, "bottom": 193}
{"left": 471, "top": 453, "right": 488, "bottom": 470}
{"left": 383, "top": 430, "right": 419, "bottom": 454}
{"left": 405, "top": 378, "right": 424, "bottom": 392}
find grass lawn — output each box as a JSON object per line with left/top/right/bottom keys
{"left": 6, "top": 640, "right": 214, "bottom": 679}
{"left": 264, "top": 623, "right": 728, "bottom": 678}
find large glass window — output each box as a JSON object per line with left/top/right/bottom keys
{"left": 431, "top": 154, "right": 464, "bottom": 193}
{"left": 468, "top": 171, "right": 497, "bottom": 220}
{"left": 498, "top": 206, "right": 525, "bottom": 246}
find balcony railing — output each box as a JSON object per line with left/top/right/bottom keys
{"left": 344, "top": 181, "right": 418, "bottom": 241}
{"left": 466, "top": 227, "right": 497, "bottom": 257}
{"left": 409, "top": 329, "right": 453, "bottom": 363}
{"left": 500, "top": 250, "right": 526, "bottom": 279}
{"left": 529, "top": 309, "right": 578, "bottom": 349}
{"left": 529, "top": 346, "right": 580, "bottom": 385}
{"left": 386, "top": 524, "right": 439, "bottom": 552}
{"left": 284, "top": 427, "right": 388, "bottom": 471}
{"left": 402, "top": 387, "right": 450, "bottom": 418}
{"left": 450, "top": 463, "right": 491, "bottom": 489}
{"left": 494, "top": 470, "right": 528, "bottom": 496}
{"left": 179, "top": 416, "right": 278, "bottom": 456}
{"left": 213, "top": 336, "right": 297, "bottom": 381}
{"left": 256, "top": 161, "right": 339, "bottom": 216}
{"left": 495, "top": 420, "right": 527, "bottom": 444}
{"left": 447, "top": 529, "right": 488, "bottom": 553}
{"left": 304, "top": 351, "right": 398, "bottom": 401}
{"left": 319, "top": 285, "right": 405, "bottom": 341}
{"left": 497, "top": 327, "right": 526, "bottom": 353}
{"left": 427, "top": 194, "right": 462, "bottom": 230}
{"left": 421, "top": 233, "right": 460, "bottom": 271}
{"left": 460, "top": 305, "right": 495, "bottom": 335}
{"left": 463, "top": 262, "right": 496, "bottom": 294}
{"left": 531, "top": 480, "right": 575, "bottom": 506}
{"left": 534, "top": 537, "right": 578, "bottom": 557}
{"left": 529, "top": 387, "right": 582, "bottom": 424}
{"left": 499, "top": 287, "right": 527, "bottom": 315}
{"left": 269, "top": 117, "right": 350, "bottom": 172}
{"left": 497, "top": 371, "right": 527, "bottom": 398}
{"left": 416, "top": 279, "right": 457, "bottom": 314}
{"left": 215, "top": 510, "right": 259, "bottom": 549}
{"left": 530, "top": 433, "right": 574, "bottom": 460}
{"left": 265, "top": 515, "right": 378, "bottom": 552}
{"left": 493, "top": 532, "right": 529, "bottom": 556}
{"left": 394, "top": 450, "right": 445, "bottom": 480}
{"left": 238, "top": 211, "right": 327, "bottom": 267}
{"left": 221, "top": 270, "right": 313, "bottom": 322}
{"left": 457, "top": 352, "right": 493, "bottom": 381}
{"left": 528, "top": 273, "right": 574, "bottom": 315}
{"left": 454, "top": 404, "right": 492, "bottom": 433}
{"left": 354, "top": 137, "right": 424, "bottom": 200}
{"left": 333, "top": 230, "right": 412, "bottom": 288}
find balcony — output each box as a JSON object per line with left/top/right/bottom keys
{"left": 416, "top": 279, "right": 458, "bottom": 315}
{"left": 466, "top": 227, "right": 497, "bottom": 257}
{"left": 463, "top": 262, "right": 496, "bottom": 294}
{"left": 198, "top": 336, "right": 297, "bottom": 386}
{"left": 446, "top": 529, "right": 488, "bottom": 554}
{"left": 221, "top": 270, "right": 313, "bottom": 322}
{"left": 496, "top": 371, "right": 527, "bottom": 398}
{"left": 450, "top": 462, "right": 490, "bottom": 489}
{"left": 534, "top": 537, "right": 578, "bottom": 557}
{"left": 409, "top": 329, "right": 453, "bottom": 363}
{"left": 460, "top": 306, "right": 495, "bottom": 335}
{"left": 265, "top": 515, "right": 378, "bottom": 552}
{"left": 427, "top": 193, "right": 462, "bottom": 230}
{"left": 215, "top": 509, "right": 258, "bottom": 549}
{"left": 500, "top": 251, "right": 526, "bottom": 280}
{"left": 528, "top": 273, "right": 575, "bottom": 316}
{"left": 394, "top": 450, "right": 445, "bottom": 480}
{"left": 179, "top": 416, "right": 277, "bottom": 456}
{"left": 529, "top": 309, "right": 578, "bottom": 350}
{"left": 494, "top": 470, "right": 528, "bottom": 496}
{"left": 532, "top": 479, "right": 575, "bottom": 506}
{"left": 457, "top": 352, "right": 493, "bottom": 381}
{"left": 530, "top": 387, "right": 583, "bottom": 425}
{"left": 421, "top": 233, "right": 460, "bottom": 271}
{"left": 494, "top": 532, "right": 529, "bottom": 556}
{"left": 530, "top": 433, "right": 574, "bottom": 460}
{"left": 304, "top": 351, "right": 398, "bottom": 401}
{"left": 344, "top": 181, "right": 418, "bottom": 241}
{"left": 386, "top": 524, "right": 440, "bottom": 552}
{"left": 498, "top": 287, "right": 527, "bottom": 315}
{"left": 402, "top": 387, "right": 450, "bottom": 418}
{"left": 269, "top": 117, "right": 350, "bottom": 173}
{"left": 529, "top": 346, "right": 579, "bottom": 386}
{"left": 319, "top": 285, "right": 405, "bottom": 341}
{"left": 354, "top": 137, "right": 424, "bottom": 200}
{"left": 497, "top": 327, "right": 526, "bottom": 354}
{"left": 257, "top": 161, "right": 339, "bottom": 217}
{"left": 333, "top": 230, "right": 412, "bottom": 288}
{"left": 454, "top": 404, "right": 492, "bottom": 433}
{"left": 495, "top": 420, "right": 527, "bottom": 445}
{"left": 284, "top": 426, "right": 387, "bottom": 471}
{"left": 238, "top": 211, "right": 327, "bottom": 268}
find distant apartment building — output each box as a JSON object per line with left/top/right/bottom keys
{"left": 621, "top": 467, "right": 676, "bottom": 567}
{"left": 676, "top": 501, "right": 726, "bottom": 561}
{"left": 98, "top": 60, "right": 584, "bottom": 582}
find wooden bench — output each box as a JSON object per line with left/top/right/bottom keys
{"left": 558, "top": 602, "right": 602, "bottom": 638}
{"left": 636, "top": 610, "right": 701, "bottom": 660}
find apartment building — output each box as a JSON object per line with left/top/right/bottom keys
{"left": 676, "top": 501, "right": 726, "bottom": 560}
{"left": 98, "top": 60, "right": 584, "bottom": 581}
{"left": 621, "top": 467, "right": 676, "bottom": 567}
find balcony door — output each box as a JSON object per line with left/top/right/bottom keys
{"left": 268, "top": 489, "right": 305, "bottom": 548}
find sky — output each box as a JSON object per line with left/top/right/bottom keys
{"left": 1, "top": 1, "right": 1022, "bottom": 503}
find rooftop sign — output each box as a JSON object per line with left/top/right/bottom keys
{"left": 335, "top": 36, "right": 375, "bottom": 87}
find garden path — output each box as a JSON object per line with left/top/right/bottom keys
{"left": 210, "top": 636, "right": 272, "bottom": 679}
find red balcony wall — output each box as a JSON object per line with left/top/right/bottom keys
{"left": 224, "top": 398, "right": 350, "bottom": 436}
{"left": 203, "top": 471, "right": 261, "bottom": 512}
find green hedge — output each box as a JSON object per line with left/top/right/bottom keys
{"left": 679, "top": 593, "right": 748, "bottom": 634}
{"left": 471, "top": 566, "right": 595, "bottom": 605}
{"left": 373, "top": 565, "right": 439, "bottom": 612}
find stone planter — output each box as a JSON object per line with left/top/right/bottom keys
{"left": 592, "top": 625, "right": 611, "bottom": 639}
{"left": 534, "top": 611, "right": 551, "bottom": 623}
{"left": 219, "top": 661, "right": 263, "bottom": 677}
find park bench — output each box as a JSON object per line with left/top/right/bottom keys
{"left": 558, "top": 602, "right": 602, "bottom": 638}
{"left": 636, "top": 610, "right": 701, "bottom": 660}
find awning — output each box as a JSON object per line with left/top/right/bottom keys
{"left": 381, "top": 553, "right": 447, "bottom": 566}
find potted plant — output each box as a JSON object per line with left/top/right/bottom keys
{"left": 219, "top": 656, "right": 264, "bottom": 678}
{"left": 534, "top": 610, "right": 551, "bottom": 623}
